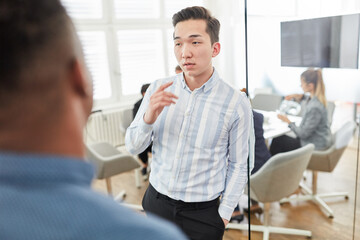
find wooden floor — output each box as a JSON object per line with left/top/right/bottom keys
{"left": 92, "top": 103, "right": 360, "bottom": 240}
{"left": 92, "top": 134, "right": 359, "bottom": 240}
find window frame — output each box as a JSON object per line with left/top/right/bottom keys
{"left": 65, "top": 0, "right": 204, "bottom": 110}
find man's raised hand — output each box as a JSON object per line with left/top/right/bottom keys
{"left": 143, "top": 82, "right": 178, "bottom": 124}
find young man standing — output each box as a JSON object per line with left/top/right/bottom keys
{"left": 0, "top": 1, "right": 187, "bottom": 239}
{"left": 126, "top": 6, "right": 253, "bottom": 240}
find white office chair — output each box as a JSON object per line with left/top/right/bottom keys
{"left": 227, "top": 144, "right": 314, "bottom": 240}
{"left": 326, "top": 101, "right": 336, "bottom": 127}
{"left": 120, "top": 106, "right": 152, "bottom": 180}
{"left": 252, "top": 93, "right": 284, "bottom": 112}
{"left": 280, "top": 121, "right": 356, "bottom": 218}
{"left": 86, "top": 142, "right": 142, "bottom": 200}
{"left": 119, "top": 108, "right": 134, "bottom": 137}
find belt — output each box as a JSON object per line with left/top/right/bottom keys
{"left": 149, "top": 184, "right": 219, "bottom": 210}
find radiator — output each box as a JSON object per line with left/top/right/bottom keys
{"left": 85, "top": 110, "right": 127, "bottom": 146}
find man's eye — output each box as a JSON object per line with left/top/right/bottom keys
{"left": 193, "top": 42, "right": 200, "bottom": 45}
{"left": 175, "top": 43, "right": 181, "bottom": 46}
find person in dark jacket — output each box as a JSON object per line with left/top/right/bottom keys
{"left": 133, "top": 83, "right": 151, "bottom": 178}
{"left": 231, "top": 89, "right": 272, "bottom": 222}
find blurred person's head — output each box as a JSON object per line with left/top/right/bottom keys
{"left": 141, "top": 84, "right": 150, "bottom": 97}
{"left": 0, "top": 0, "right": 93, "bottom": 155}
{"left": 175, "top": 65, "right": 182, "bottom": 74}
{"left": 172, "top": 6, "right": 220, "bottom": 85}
{"left": 300, "top": 68, "right": 326, "bottom": 106}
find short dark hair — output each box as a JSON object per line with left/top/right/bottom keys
{"left": 0, "top": 0, "right": 77, "bottom": 125}
{"left": 175, "top": 65, "right": 182, "bottom": 72}
{"left": 0, "top": 0, "right": 70, "bottom": 94}
{"left": 141, "top": 84, "right": 150, "bottom": 95}
{"left": 172, "top": 6, "right": 220, "bottom": 44}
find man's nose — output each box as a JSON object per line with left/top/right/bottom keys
{"left": 181, "top": 44, "right": 192, "bottom": 59}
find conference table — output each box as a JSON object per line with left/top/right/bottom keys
{"left": 254, "top": 109, "right": 302, "bottom": 140}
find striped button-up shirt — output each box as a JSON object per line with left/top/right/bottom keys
{"left": 125, "top": 69, "right": 254, "bottom": 220}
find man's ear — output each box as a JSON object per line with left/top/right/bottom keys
{"left": 212, "top": 42, "right": 221, "bottom": 57}
{"left": 68, "top": 58, "right": 92, "bottom": 98}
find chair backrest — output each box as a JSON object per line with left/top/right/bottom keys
{"left": 249, "top": 144, "right": 314, "bottom": 203}
{"left": 327, "top": 101, "right": 335, "bottom": 127}
{"left": 119, "top": 108, "right": 134, "bottom": 135}
{"left": 307, "top": 121, "right": 356, "bottom": 172}
{"left": 334, "top": 121, "right": 356, "bottom": 149}
{"left": 253, "top": 87, "right": 272, "bottom": 95}
{"left": 86, "top": 142, "right": 140, "bottom": 179}
{"left": 251, "top": 93, "right": 283, "bottom": 111}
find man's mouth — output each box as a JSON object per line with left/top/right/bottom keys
{"left": 183, "top": 63, "right": 195, "bottom": 67}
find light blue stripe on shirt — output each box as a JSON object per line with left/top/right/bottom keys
{"left": 126, "top": 69, "right": 254, "bottom": 220}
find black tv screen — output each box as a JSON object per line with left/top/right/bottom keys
{"left": 281, "top": 14, "right": 360, "bottom": 69}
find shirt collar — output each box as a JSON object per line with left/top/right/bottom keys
{"left": 180, "top": 68, "right": 219, "bottom": 93}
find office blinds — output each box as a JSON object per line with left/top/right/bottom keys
{"left": 61, "top": 0, "right": 102, "bottom": 19}
{"left": 114, "top": 0, "right": 204, "bottom": 19}
{"left": 117, "top": 30, "right": 165, "bottom": 95}
{"left": 61, "top": 0, "right": 204, "bottom": 103}
{"left": 78, "top": 32, "right": 112, "bottom": 99}
{"left": 114, "top": 0, "right": 160, "bottom": 18}
{"left": 61, "top": 0, "right": 111, "bottom": 100}
{"left": 164, "top": 1, "right": 204, "bottom": 18}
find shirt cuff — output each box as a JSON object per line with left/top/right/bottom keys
{"left": 138, "top": 115, "right": 153, "bottom": 133}
{"left": 218, "top": 202, "right": 234, "bottom": 221}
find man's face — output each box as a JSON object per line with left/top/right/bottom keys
{"left": 174, "top": 19, "right": 220, "bottom": 82}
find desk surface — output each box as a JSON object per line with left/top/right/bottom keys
{"left": 254, "top": 109, "right": 302, "bottom": 139}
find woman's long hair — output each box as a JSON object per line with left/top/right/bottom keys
{"left": 301, "top": 68, "right": 327, "bottom": 107}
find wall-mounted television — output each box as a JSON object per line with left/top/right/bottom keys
{"left": 281, "top": 14, "right": 360, "bottom": 69}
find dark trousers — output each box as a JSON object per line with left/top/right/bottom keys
{"left": 142, "top": 184, "right": 225, "bottom": 240}
{"left": 270, "top": 135, "right": 301, "bottom": 155}
{"left": 138, "top": 144, "right": 152, "bottom": 165}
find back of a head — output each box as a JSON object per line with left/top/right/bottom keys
{"left": 172, "top": 6, "right": 220, "bottom": 45}
{"left": 0, "top": 0, "right": 78, "bottom": 126}
{"left": 301, "top": 68, "right": 327, "bottom": 106}
{"left": 175, "top": 65, "right": 182, "bottom": 74}
{"left": 141, "top": 83, "right": 150, "bottom": 95}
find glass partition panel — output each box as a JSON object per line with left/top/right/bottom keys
{"left": 238, "top": 0, "right": 360, "bottom": 239}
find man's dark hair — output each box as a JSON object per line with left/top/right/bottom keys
{"left": 0, "top": 0, "right": 70, "bottom": 95}
{"left": 172, "top": 6, "right": 220, "bottom": 44}
{"left": 175, "top": 65, "right": 182, "bottom": 72}
{"left": 0, "top": 0, "right": 77, "bottom": 127}
{"left": 141, "top": 84, "right": 150, "bottom": 95}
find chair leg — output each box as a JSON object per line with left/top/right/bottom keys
{"left": 312, "top": 171, "right": 318, "bottom": 194}
{"left": 135, "top": 168, "right": 142, "bottom": 188}
{"left": 226, "top": 223, "right": 311, "bottom": 239}
{"left": 121, "top": 202, "right": 144, "bottom": 211}
{"left": 313, "top": 195, "right": 334, "bottom": 218}
{"left": 105, "top": 178, "right": 112, "bottom": 195}
{"left": 105, "top": 178, "right": 127, "bottom": 203}
{"left": 227, "top": 204, "right": 312, "bottom": 240}
{"left": 114, "top": 190, "right": 126, "bottom": 202}
{"left": 263, "top": 203, "right": 270, "bottom": 226}
{"left": 227, "top": 201, "right": 311, "bottom": 239}
{"left": 279, "top": 171, "right": 348, "bottom": 218}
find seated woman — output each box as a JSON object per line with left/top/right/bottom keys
{"left": 270, "top": 68, "right": 332, "bottom": 155}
